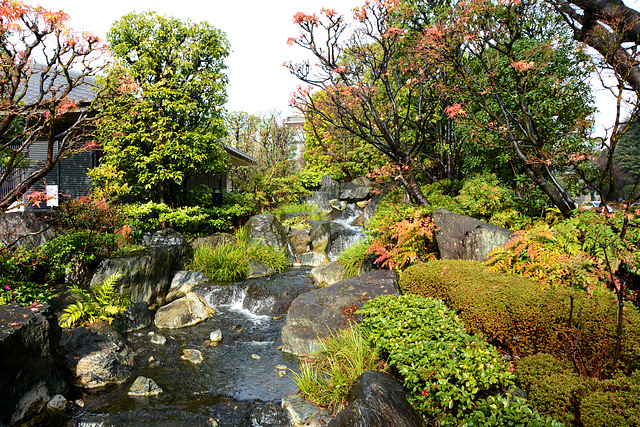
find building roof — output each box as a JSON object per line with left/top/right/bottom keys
{"left": 19, "top": 65, "right": 99, "bottom": 107}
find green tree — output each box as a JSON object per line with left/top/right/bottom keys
{"left": 92, "top": 11, "right": 229, "bottom": 206}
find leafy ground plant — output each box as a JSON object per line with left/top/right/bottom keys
{"left": 291, "top": 325, "right": 384, "bottom": 412}
{"left": 337, "top": 237, "right": 371, "bottom": 277}
{"left": 59, "top": 273, "right": 130, "bottom": 328}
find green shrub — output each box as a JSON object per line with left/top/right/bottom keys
{"left": 291, "top": 325, "right": 383, "bottom": 411}
{"left": 359, "top": 294, "right": 557, "bottom": 425}
{"left": 517, "top": 354, "right": 640, "bottom": 426}
{"left": 0, "top": 281, "right": 58, "bottom": 305}
{"left": 399, "top": 260, "right": 640, "bottom": 378}
{"left": 59, "top": 273, "right": 130, "bottom": 328}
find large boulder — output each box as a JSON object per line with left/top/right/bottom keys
{"left": 329, "top": 371, "right": 424, "bottom": 427}
{"left": 242, "top": 277, "right": 316, "bottom": 317}
{"left": 339, "top": 182, "right": 370, "bottom": 203}
{"left": 310, "top": 261, "right": 346, "bottom": 287}
{"left": 189, "top": 232, "right": 236, "bottom": 253}
{"left": 245, "top": 214, "right": 297, "bottom": 263}
{"left": 147, "top": 228, "right": 193, "bottom": 272}
{"left": 289, "top": 228, "right": 312, "bottom": 255}
{"left": 154, "top": 292, "right": 215, "bottom": 329}
{"left": 432, "top": 209, "right": 513, "bottom": 262}
{"left": 59, "top": 322, "right": 135, "bottom": 389}
{"left": 299, "top": 251, "right": 330, "bottom": 268}
{"left": 0, "top": 212, "right": 57, "bottom": 249}
{"left": 165, "top": 270, "right": 210, "bottom": 303}
{"left": 111, "top": 302, "right": 154, "bottom": 333}
{"left": 308, "top": 220, "right": 332, "bottom": 254}
{"left": 89, "top": 246, "right": 173, "bottom": 306}
{"left": 0, "top": 303, "right": 66, "bottom": 426}
{"left": 281, "top": 270, "right": 399, "bottom": 356}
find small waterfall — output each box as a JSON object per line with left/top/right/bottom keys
{"left": 202, "top": 285, "right": 270, "bottom": 323}
{"left": 329, "top": 205, "right": 367, "bottom": 260}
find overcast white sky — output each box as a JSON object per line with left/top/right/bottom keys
{"left": 41, "top": 0, "right": 629, "bottom": 134}
{"left": 43, "top": 0, "right": 362, "bottom": 116}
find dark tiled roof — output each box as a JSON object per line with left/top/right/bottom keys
{"left": 19, "top": 65, "right": 98, "bottom": 106}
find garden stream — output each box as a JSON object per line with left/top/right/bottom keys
{"left": 44, "top": 268, "right": 316, "bottom": 427}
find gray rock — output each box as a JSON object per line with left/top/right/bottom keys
{"left": 166, "top": 270, "right": 210, "bottom": 303}
{"left": 308, "top": 220, "right": 331, "bottom": 254}
{"left": 310, "top": 261, "right": 346, "bottom": 287}
{"left": 150, "top": 334, "right": 167, "bottom": 345}
{"left": 60, "top": 322, "right": 135, "bottom": 389}
{"left": 339, "top": 182, "right": 370, "bottom": 202}
{"left": 46, "top": 394, "right": 68, "bottom": 412}
{"left": 181, "top": 348, "right": 204, "bottom": 364}
{"left": 0, "top": 304, "right": 65, "bottom": 426}
{"left": 299, "top": 251, "right": 330, "bottom": 267}
{"left": 282, "top": 393, "right": 333, "bottom": 427}
{"left": 432, "top": 209, "right": 513, "bottom": 262}
{"left": 281, "top": 270, "right": 399, "bottom": 356}
{"left": 112, "top": 302, "right": 154, "bottom": 333}
{"left": 328, "top": 371, "right": 423, "bottom": 427}
{"left": 330, "top": 199, "right": 347, "bottom": 211}
{"left": 0, "top": 212, "right": 57, "bottom": 250}
{"left": 245, "top": 214, "right": 297, "bottom": 263}
{"left": 210, "top": 329, "right": 222, "bottom": 342}
{"left": 154, "top": 292, "right": 215, "bottom": 329}
{"left": 247, "top": 258, "right": 273, "bottom": 278}
{"left": 289, "top": 228, "right": 312, "bottom": 254}
{"left": 90, "top": 246, "right": 173, "bottom": 306}
{"left": 128, "top": 376, "right": 163, "bottom": 396}
{"left": 320, "top": 175, "right": 341, "bottom": 199}
{"left": 147, "top": 228, "right": 193, "bottom": 272}
{"left": 356, "top": 200, "right": 369, "bottom": 209}
{"left": 189, "top": 233, "right": 236, "bottom": 253}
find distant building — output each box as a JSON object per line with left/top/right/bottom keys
{"left": 284, "top": 114, "right": 305, "bottom": 169}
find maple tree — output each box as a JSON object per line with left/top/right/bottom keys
{"left": 0, "top": 0, "right": 106, "bottom": 211}
{"left": 287, "top": 1, "right": 463, "bottom": 205}
{"left": 92, "top": 11, "right": 229, "bottom": 207}
{"left": 418, "top": 0, "right": 595, "bottom": 216}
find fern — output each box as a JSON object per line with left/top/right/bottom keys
{"left": 59, "top": 273, "right": 130, "bottom": 328}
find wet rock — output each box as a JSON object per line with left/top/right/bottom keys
{"left": 350, "top": 213, "right": 366, "bottom": 227}
{"left": 112, "top": 302, "right": 154, "bottom": 333}
{"left": 128, "top": 376, "right": 163, "bottom": 396}
{"left": 308, "top": 220, "right": 331, "bottom": 254}
{"left": 166, "top": 271, "right": 210, "bottom": 303}
{"left": 299, "top": 251, "right": 330, "bottom": 267}
{"left": 89, "top": 246, "right": 173, "bottom": 306}
{"left": 328, "top": 371, "right": 423, "bottom": 427}
{"left": 359, "top": 253, "right": 382, "bottom": 275}
{"left": 210, "top": 329, "right": 222, "bottom": 342}
{"left": 210, "top": 400, "right": 291, "bottom": 427}
{"left": 147, "top": 228, "right": 193, "bottom": 272}
{"left": 289, "top": 228, "right": 312, "bottom": 254}
{"left": 330, "top": 199, "right": 347, "bottom": 211}
{"left": 356, "top": 200, "right": 369, "bottom": 209}
{"left": 46, "top": 394, "right": 68, "bottom": 412}
{"left": 432, "top": 209, "right": 513, "bottom": 261}
{"left": 282, "top": 393, "right": 333, "bottom": 427}
{"left": 150, "top": 334, "right": 167, "bottom": 345}
{"left": 60, "top": 322, "right": 135, "bottom": 389}
{"left": 0, "top": 303, "right": 65, "bottom": 426}
{"left": 277, "top": 371, "right": 287, "bottom": 378}
{"left": 320, "top": 175, "right": 341, "bottom": 199}
{"left": 154, "top": 292, "right": 215, "bottom": 329}
{"left": 181, "top": 348, "right": 204, "bottom": 364}
{"left": 245, "top": 214, "right": 297, "bottom": 263}
{"left": 251, "top": 353, "right": 261, "bottom": 360}
{"left": 247, "top": 258, "right": 273, "bottom": 278}
{"left": 310, "top": 261, "right": 346, "bottom": 287}
{"left": 282, "top": 270, "right": 399, "bottom": 356}
{"left": 339, "top": 182, "right": 370, "bottom": 202}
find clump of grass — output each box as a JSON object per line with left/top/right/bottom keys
{"left": 274, "top": 202, "right": 326, "bottom": 221}
{"left": 291, "top": 324, "right": 384, "bottom": 412}
{"left": 190, "top": 228, "right": 289, "bottom": 281}
{"left": 337, "top": 237, "right": 371, "bottom": 277}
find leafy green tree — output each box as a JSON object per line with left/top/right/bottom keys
{"left": 92, "top": 11, "right": 230, "bottom": 206}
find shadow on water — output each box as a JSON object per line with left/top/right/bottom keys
{"left": 43, "top": 268, "right": 315, "bottom": 427}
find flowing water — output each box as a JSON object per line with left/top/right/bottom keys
{"left": 44, "top": 268, "right": 316, "bottom": 427}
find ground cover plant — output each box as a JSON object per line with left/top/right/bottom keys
{"left": 358, "top": 294, "right": 560, "bottom": 426}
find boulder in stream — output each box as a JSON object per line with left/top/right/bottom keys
{"left": 245, "top": 214, "right": 297, "bottom": 263}
{"left": 165, "top": 270, "right": 210, "bottom": 303}
{"left": 60, "top": 322, "right": 135, "bottom": 389}
{"left": 281, "top": 270, "right": 399, "bottom": 356}
{"left": 310, "top": 261, "right": 346, "bottom": 287}
{"left": 128, "top": 376, "right": 163, "bottom": 396}
{"left": 154, "top": 292, "right": 215, "bottom": 329}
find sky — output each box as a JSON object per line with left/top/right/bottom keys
{"left": 43, "top": 0, "right": 363, "bottom": 116}
{"left": 41, "top": 0, "right": 629, "bottom": 135}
